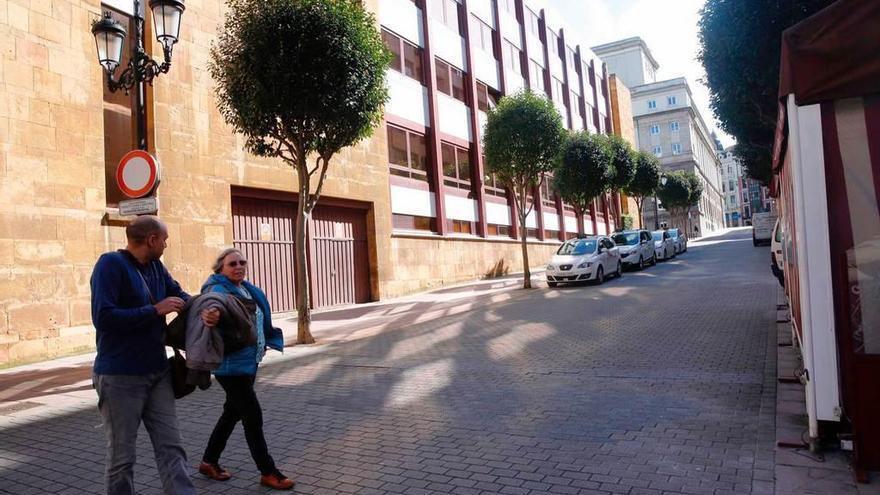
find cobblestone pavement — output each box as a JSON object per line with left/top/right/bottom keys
{"left": 0, "top": 228, "right": 779, "bottom": 495}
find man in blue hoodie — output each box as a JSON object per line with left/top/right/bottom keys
{"left": 91, "top": 215, "right": 217, "bottom": 495}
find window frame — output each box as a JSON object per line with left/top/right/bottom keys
{"left": 387, "top": 125, "right": 430, "bottom": 183}
{"left": 649, "top": 124, "right": 660, "bottom": 135}
{"left": 647, "top": 100, "right": 657, "bottom": 109}
{"left": 382, "top": 29, "right": 424, "bottom": 84}
{"left": 667, "top": 95, "right": 677, "bottom": 105}
{"left": 441, "top": 142, "right": 472, "bottom": 190}
{"left": 671, "top": 143, "right": 682, "bottom": 155}
{"left": 670, "top": 121, "right": 680, "bottom": 132}
{"left": 652, "top": 145, "right": 662, "bottom": 157}
{"left": 435, "top": 59, "right": 466, "bottom": 103}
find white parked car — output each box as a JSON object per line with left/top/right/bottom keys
{"left": 667, "top": 228, "right": 688, "bottom": 254}
{"left": 611, "top": 230, "right": 655, "bottom": 270}
{"left": 770, "top": 219, "right": 784, "bottom": 288}
{"left": 752, "top": 211, "right": 778, "bottom": 246}
{"left": 546, "top": 235, "right": 622, "bottom": 287}
{"left": 652, "top": 230, "right": 675, "bottom": 261}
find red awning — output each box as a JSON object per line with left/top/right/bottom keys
{"left": 772, "top": 0, "right": 880, "bottom": 177}
{"left": 778, "top": 0, "right": 880, "bottom": 106}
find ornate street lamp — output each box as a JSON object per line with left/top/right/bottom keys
{"left": 654, "top": 173, "right": 668, "bottom": 229}
{"left": 91, "top": 0, "right": 185, "bottom": 150}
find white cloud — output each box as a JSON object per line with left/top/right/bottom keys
{"left": 547, "top": 0, "right": 734, "bottom": 148}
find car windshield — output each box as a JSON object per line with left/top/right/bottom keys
{"left": 668, "top": 230, "right": 679, "bottom": 238}
{"left": 612, "top": 233, "right": 640, "bottom": 245}
{"left": 652, "top": 232, "right": 663, "bottom": 241}
{"left": 557, "top": 239, "right": 597, "bottom": 256}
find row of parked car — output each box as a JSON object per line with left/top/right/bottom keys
{"left": 545, "top": 228, "right": 688, "bottom": 287}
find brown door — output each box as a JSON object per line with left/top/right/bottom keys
{"left": 308, "top": 206, "right": 371, "bottom": 308}
{"left": 231, "top": 196, "right": 298, "bottom": 313}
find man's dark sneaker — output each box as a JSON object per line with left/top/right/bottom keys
{"left": 260, "top": 469, "right": 295, "bottom": 490}
{"left": 198, "top": 461, "right": 231, "bottom": 481}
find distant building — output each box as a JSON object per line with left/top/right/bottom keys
{"left": 593, "top": 38, "right": 724, "bottom": 235}
{"left": 719, "top": 146, "right": 744, "bottom": 227}
{"left": 591, "top": 37, "right": 659, "bottom": 88}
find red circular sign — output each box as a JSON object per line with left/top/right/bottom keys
{"left": 116, "top": 150, "right": 160, "bottom": 198}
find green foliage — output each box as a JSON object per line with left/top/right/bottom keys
{"left": 483, "top": 91, "right": 566, "bottom": 201}
{"left": 553, "top": 132, "right": 612, "bottom": 215}
{"left": 625, "top": 151, "right": 661, "bottom": 201}
{"left": 621, "top": 214, "right": 634, "bottom": 231}
{"left": 210, "top": 0, "right": 391, "bottom": 162}
{"left": 656, "top": 171, "right": 692, "bottom": 213}
{"left": 684, "top": 171, "right": 703, "bottom": 207}
{"left": 698, "top": 0, "right": 834, "bottom": 184}
{"left": 604, "top": 134, "right": 636, "bottom": 191}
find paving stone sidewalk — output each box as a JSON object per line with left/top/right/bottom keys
{"left": 1, "top": 228, "right": 782, "bottom": 494}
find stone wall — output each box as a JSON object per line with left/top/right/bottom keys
{"left": 608, "top": 75, "right": 642, "bottom": 229}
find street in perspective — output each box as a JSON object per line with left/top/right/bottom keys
{"left": 1, "top": 0, "right": 879, "bottom": 494}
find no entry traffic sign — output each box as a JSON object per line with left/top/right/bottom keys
{"left": 116, "top": 150, "right": 160, "bottom": 198}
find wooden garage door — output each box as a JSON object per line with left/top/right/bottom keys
{"left": 309, "top": 206, "right": 371, "bottom": 308}
{"left": 231, "top": 197, "right": 298, "bottom": 313}
{"left": 232, "top": 196, "right": 371, "bottom": 312}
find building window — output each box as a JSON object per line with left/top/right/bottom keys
{"left": 551, "top": 77, "right": 565, "bottom": 104}
{"left": 502, "top": 40, "right": 523, "bottom": 75}
{"left": 647, "top": 100, "right": 657, "bottom": 109}
{"left": 382, "top": 30, "right": 424, "bottom": 84}
{"left": 548, "top": 31, "right": 560, "bottom": 58}
{"left": 528, "top": 60, "right": 544, "bottom": 92}
{"left": 667, "top": 95, "right": 677, "bottom": 105}
{"left": 441, "top": 142, "right": 471, "bottom": 190}
{"left": 476, "top": 82, "right": 498, "bottom": 112}
{"left": 545, "top": 229, "right": 560, "bottom": 241}
{"left": 650, "top": 124, "right": 660, "bottom": 135}
{"left": 653, "top": 145, "right": 662, "bottom": 157}
{"left": 103, "top": 7, "right": 136, "bottom": 207}
{"left": 435, "top": 59, "right": 466, "bottom": 102}
{"left": 569, "top": 90, "right": 582, "bottom": 120}
{"left": 387, "top": 126, "right": 429, "bottom": 182}
{"left": 499, "top": 0, "right": 515, "bottom": 14}
{"left": 672, "top": 143, "right": 682, "bottom": 154}
{"left": 473, "top": 17, "right": 495, "bottom": 56}
{"left": 540, "top": 180, "right": 556, "bottom": 208}
{"left": 393, "top": 214, "right": 437, "bottom": 232}
{"left": 432, "top": 0, "right": 461, "bottom": 34}
{"left": 670, "top": 121, "right": 680, "bottom": 132}
{"left": 487, "top": 224, "right": 511, "bottom": 237}
{"left": 565, "top": 47, "right": 577, "bottom": 69}
{"left": 526, "top": 8, "right": 541, "bottom": 37}
{"left": 484, "top": 171, "right": 506, "bottom": 197}
{"left": 447, "top": 219, "right": 474, "bottom": 234}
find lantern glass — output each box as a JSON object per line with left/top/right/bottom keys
{"left": 150, "top": 0, "right": 185, "bottom": 53}
{"left": 661, "top": 175, "right": 668, "bottom": 186}
{"left": 92, "top": 15, "right": 126, "bottom": 73}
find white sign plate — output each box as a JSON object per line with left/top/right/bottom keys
{"left": 119, "top": 196, "right": 159, "bottom": 216}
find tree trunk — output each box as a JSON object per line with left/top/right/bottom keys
{"left": 295, "top": 182, "right": 316, "bottom": 344}
{"left": 520, "top": 214, "right": 531, "bottom": 289}
{"left": 635, "top": 198, "right": 643, "bottom": 229}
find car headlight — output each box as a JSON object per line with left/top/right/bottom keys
{"left": 577, "top": 262, "right": 591, "bottom": 268}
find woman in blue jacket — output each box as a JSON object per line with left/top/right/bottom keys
{"left": 198, "top": 248, "right": 293, "bottom": 490}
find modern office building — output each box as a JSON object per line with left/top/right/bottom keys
{"left": 0, "top": 0, "right": 625, "bottom": 366}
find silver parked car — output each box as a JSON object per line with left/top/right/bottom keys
{"left": 667, "top": 228, "right": 688, "bottom": 254}
{"left": 652, "top": 230, "right": 675, "bottom": 261}
{"left": 612, "top": 230, "right": 655, "bottom": 270}
{"left": 546, "top": 235, "right": 622, "bottom": 287}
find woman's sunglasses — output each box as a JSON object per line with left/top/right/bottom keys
{"left": 226, "top": 260, "right": 248, "bottom": 267}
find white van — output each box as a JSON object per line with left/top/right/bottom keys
{"left": 752, "top": 211, "right": 777, "bottom": 246}
{"left": 770, "top": 219, "right": 784, "bottom": 287}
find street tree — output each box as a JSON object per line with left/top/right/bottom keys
{"left": 554, "top": 131, "right": 612, "bottom": 232}
{"left": 604, "top": 134, "right": 636, "bottom": 225}
{"left": 483, "top": 91, "right": 565, "bottom": 289}
{"left": 210, "top": 0, "right": 390, "bottom": 344}
{"left": 656, "top": 171, "right": 692, "bottom": 231}
{"left": 684, "top": 171, "right": 704, "bottom": 234}
{"left": 624, "top": 151, "right": 661, "bottom": 228}
{"left": 698, "top": 0, "right": 834, "bottom": 184}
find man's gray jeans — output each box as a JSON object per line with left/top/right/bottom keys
{"left": 93, "top": 369, "right": 196, "bottom": 495}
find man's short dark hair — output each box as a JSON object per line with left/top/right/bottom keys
{"left": 126, "top": 215, "right": 165, "bottom": 244}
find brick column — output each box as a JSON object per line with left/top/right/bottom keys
{"left": 419, "top": 0, "right": 447, "bottom": 235}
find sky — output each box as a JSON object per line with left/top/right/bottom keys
{"left": 547, "top": 0, "right": 734, "bottom": 148}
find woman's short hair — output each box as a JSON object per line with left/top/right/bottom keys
{"left": 212, "top": 248, "right": 244, "bottom": 274}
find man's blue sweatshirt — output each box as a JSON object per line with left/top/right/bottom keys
{"left": 90, "top": 250, "right": 189, "bottom": 375}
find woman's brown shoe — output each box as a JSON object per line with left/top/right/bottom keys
{"left": 260, "top": 470, "right": 295, "bottom": 490}
{"left": 198, "top": 461, "right": 231, "bottom": 481}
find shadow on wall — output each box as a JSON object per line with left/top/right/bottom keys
{"left": 483, "top": 259, "right": 510, "bottom": 279}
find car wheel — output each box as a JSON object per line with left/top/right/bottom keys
{"left": 595, "top": 266, "right": 604, "bottom": 285}
{"left": 651, "top": 254, "right": 657, "bottom": 265}
{"left": 616, "top": 261, "right": 622, "bottom": 278}
{"left": 638, "top": 256, "right": 645, "bottom": 270}
{"left": 548, "top": 281, "right": 558, "bottom": 288}
{"left": 753, "top": 238, "right": 758, "bottom": 246}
